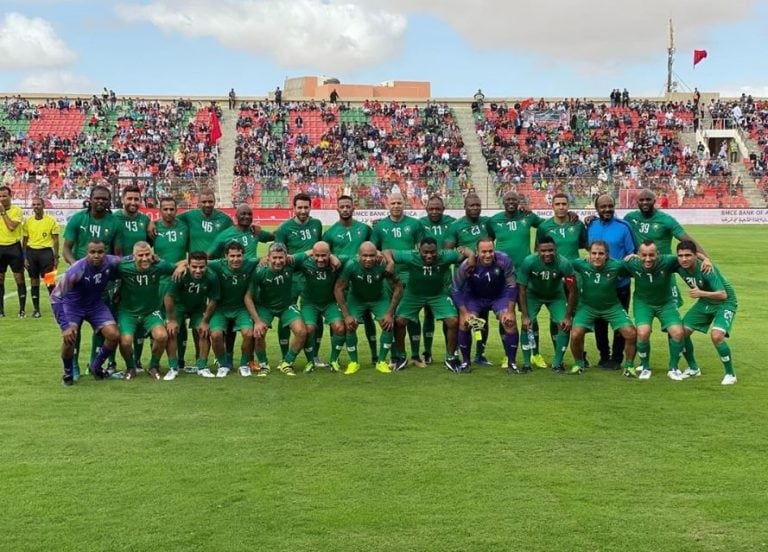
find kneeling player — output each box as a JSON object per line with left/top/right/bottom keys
{"left": 51, "top": 239, "right": 122, "bottom": 385}
{"left": 517, "top": 236, "right": 576, "bottom": 373}
{"left": 245, "top": 242, "right": 307, "bottom": 376}
{"left": 334, "top": 242, "right": 403, "bottom": 375}
{"left": 453, "top": 237, "right": 519, "bottom": 373}
{"left": 676, "top": 241, "right": 738, "bottom": 385}
{"left": 385, "top": 237, "right": 472, "bottom": 372}
{"left": 163, "top": 251, "right": 219, "bottom": 380}
{"left": 569, "top": 241, "right": 637, "bottom": 375}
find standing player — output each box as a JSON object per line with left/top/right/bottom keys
{"left": 586, "top": 194, "right": 637, "bottom": 370}
{"left": 675, "top": 241, "right": 738, "bottom": 385}
{"left": 323, "top": 195, "right": 378, "bottom": 363}
{"left": 22, "top": 197, "right": 60, "bottom": 318}
{"left": 334, "top": 242, "right": 403, "bottom": 375}
{"left": 274, "top": 193, "right": 322, "bottom": 360}
{"left": 371, "top": 192, "right": 426, "bottom": 366}
{"left": 176, "top": 188, "right": 233, "bottom": 254}
{"left": 208, "top": 203, "right": 274, "bottom": 260}
{"left": 292, "top": 242, "right": 346, "bottom": 372}
{"left": 0, "top": 185, "right": 27, "bottom": 317}
{"left": 51, "top": 239, "right": 123, "bottom": 385}
{"left": 452, "top": 237, "right": 519, "bottom": 373}
{"left": 517, "top": 236, "right": 576, "bottom": 373}
{"left": 207, "top": 242, "right": 259, "bottom": 377}
{"left": 115, "top": 241, "right": 180, "bottom": 380}
{"left": 419, "top": 195, "right": 456, "bottom": 365}
{"left": 569, "top": 241, "right": 637, "bottom": 375}
{"left": 622, "top": 240, "right": 688, "bottom": 381}
{"left": 245, "top": 242, "right": 307, "bottom": 376}
{"left": 444, "top": 193, "right": 492, "bottom": 366}
{"left": 62, "top": 185, "right": 122, "bottom": 376}
{"left": 163, "top": 251, "right": 220, "bottom": 380}
{"left": 384, "top": 237, "right": 472, "bottom": 372}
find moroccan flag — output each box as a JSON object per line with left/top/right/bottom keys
{"left": 693, "top": 49, "right": 708, "bottom": 67}
{"left": 209, "top": 110, "right": 222, "bottom": 145}
{"left": 520, "top": 97, "right": 535, "bottom": 109}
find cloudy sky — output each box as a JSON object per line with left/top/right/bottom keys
{"left": 0, "top": 0, "right": 766, "bottom": 98}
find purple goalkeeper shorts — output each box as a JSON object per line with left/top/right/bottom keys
{"left": 63, "top": 302, "right": 116, "bottom": 331}
{"left": 465, "top": 296, "right": 510, "bottom": 317}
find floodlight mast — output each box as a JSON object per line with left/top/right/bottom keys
{"left": 666, "top": 19, "right": 675, "bottom": 94}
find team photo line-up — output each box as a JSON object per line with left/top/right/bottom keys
{"left": 0, "top": 183, "right": 737, "bottom": 385}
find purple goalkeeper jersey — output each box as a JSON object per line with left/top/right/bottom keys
{"left": 452, "top": 252, "right": 517, "bottom": 306}
{"left": 50, "top": 256, "right": 122, "bottom": 329}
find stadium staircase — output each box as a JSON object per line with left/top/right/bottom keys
{"left": 216, "top": 109, "right": 238, "bottom": 206}
{"left": 453, "top": 104, "right": 492, "bottom": 205}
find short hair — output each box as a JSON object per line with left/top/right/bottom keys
{"left": 426, "top": 194, "right": 444, "bottom": 206}
{"left": 640, "top": 239, "right": 656, "bottom": 248}
{"left": 90, "top": 185, "right": 111, "bottom": 198}
{"left": 677, "top": 240, "right": 697, "bottom": 254}
{"left": 159, "top": 196, "right": 176, "bottom": 206}
{"left": 293, "top": 192, "right": 311, "bottom": 206}
{"left": 337, "top": 195, "right": 353, "bottom": 203}
{"left": 537, "top": 235, "right": 556, "bottom": 247}
{"left": 594, "top": 194, "right": 613, "bottom": 209}
{"left": 589, "top": 239, "right": 610, "bottom": 255}
{"left": 552, "top": 192, "right": 568, "bottom": 203}
{"left": 464, "top": 192, "right": 481, "bottom": 205}
{"left": 31, "top": 196, "right": 44, "bottom": 205}
{"left": 199, "top": 187, "right": 216, "bottom": 198}
{"left": 269, "top": 242, "right": 288, "bottom": 254}
{"left": 225, "top": 241, "right": 245, "bottom": 253}
{"left": 188, "top": 251, "right": 208, "bottom": 263}
{"left": 86, "top": 238, "right": 105, "bottom": 249}
{"left": 132, "top": 241, "right": 151, "bottom": 252}
{"left": 0, "top": 185, "right": 11, "bottom": 196}
{"left": 476, "top": 236, "right": 495, "bottom": 249}
{"left": 122, "top": 184, "right": 141, "bottom": 197}
{"left": 419, "top": 236, "right": 438, "bottom": 248}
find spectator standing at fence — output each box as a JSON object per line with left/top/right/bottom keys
{"left": 330, "top": 89, "right": 339, "bottom": 104}
{"left": 274, "top": 87, "right": 282, "bottom": 107}
{"left": 228, "top": 88, "right": 236, "bottom": 110}
{"left": 0, "top": 185, "right": 26, "bottom": 317}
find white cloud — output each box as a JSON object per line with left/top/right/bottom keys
{"left": 116, "top": 0, "right": 407, "bottom": 73}
{"left": 18, "top": 71, "right": 96, "bottom": 94}
{"left": 0, "top": 12, "right": 77, "bottom": 69}
{"left": 717, "top": 85, "right": 768, "bottom": 98}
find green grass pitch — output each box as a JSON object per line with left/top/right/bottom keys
{"left": 1, "top": 225, "right": 765, "bottom": 551}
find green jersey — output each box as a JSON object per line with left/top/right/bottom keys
{"left": 169, "top": 269, "right": 221, "bottom": 313}
{"left": 371, "top": 215, "right": 425, "bottom": 252}
{"left": 274, "top": 217, "right": 323, "bottom": 254}
{"left": 536, "top": 218, "right": 588, "bottom": 260}
{"left": 676, "top": 261, "right": 738, "bottom": 307}
{"left": 63, "top": 210, "right": 122, "bottom": 259}
{"left": 292, "top": 252, "right": 342, "bottom": 306}
{"left": 250, "top": 265, "right": 295, "bottom": 311}
{"left": 517, "top": 254, "right": 574, "bottom": 300}
{"left": 444, "top": 216, "right": 490, "bottom": 249}
{"left": 116, "top": 259, "right": 176, "bottom": 316}
{"left": 624, "top": 255, "right": 679, "bottom": 307}
{"left": 339, "top": 260, "right": 392, "bottom": 303}
{"left": 572, "top": 259, "right": 629, "bottom": 311}
{"left": 392, "top": 250, "right": 461, "bottom": 297}
{"left": 153, "top": 219, "right": 189, "bottom": 263}
{"left": 487, "top": 211, "right": 544, "bottom": 268}
{"left": 623, "top": 210, "right": 686, "bottom": 254}
{"left": 178, "top": 209, "right": 233, "bottom": 253}
{"left": 208, "top": 227, "right": 273, "bottom": 260}
{"left": 114, "top": 210, "right": 151, "bottom": 253}
{"left": 207, "top": 258, "right": 258, "bottom": 311}
{"left": 323, "top": 219, "right": 371, "bottom": 257}
{"left": 420, "top": 214, "right": 456, "bottom": 246}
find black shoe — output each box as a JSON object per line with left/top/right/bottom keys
{"left": 423, "top": 351, "right": 433, "bottom": 365}
{"left": 551, "top": 364, "right": 566, "bottom": 374}
{"left": 91, "top": 368, "right": 106, "bottom": 380}
{"left": 0, "top": 310, "right": 4, "bottom": 318}
{"left": 32, "top": 310, "right": 41, "bottom": 318}
{"left": 598, "top": 357, "right": 612, "bottom": 369}
{"left": 506, "top": 363, "right": 521, "bottom": 375}
{"left": 392, "top": 357, "right": 408, "bottom": 372}
{"left": 458, "top": 361, "right": 472, "bottom": 373}
{"left": 18, "top": 310, "right": 25, "bottom": 319}
{"left": 583, "top": 353, "right": 590, "bottom": 369}
{"left": 521, "top": 365, "right": 533, "bottom": 374}
{"left": 606, "top": 359, "right": 622, "bottom": 371}
{"left": 61, "top": 375, "right": 74, "bottom": 386}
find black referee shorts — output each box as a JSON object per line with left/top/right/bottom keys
{"left": 25, "top": 247, "right": 55, "bottom": 279}
{"left": 0, "top": 242, "right": 23, "bottom": 273}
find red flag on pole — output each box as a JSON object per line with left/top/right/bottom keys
{"left": 693, "top": 49, "right": 708, "bottom": 67}
{"left": 519, "top": 97, "right": 535, "bottom": 109}
{"left": 209, "top": 110, "right": 222, "bottom": 145}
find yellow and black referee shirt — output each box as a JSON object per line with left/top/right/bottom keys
{"left": 23, "top": 214, "right": 60, "bottom": 250}
{"left": 0, "top": 204, "right": 23, "bottom": 245}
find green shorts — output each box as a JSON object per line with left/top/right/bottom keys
{"left": 171, "top": 307, "right": 205, "bottom": 330}
{"left": 396, "top": 293, "right": 457, "bottom": 322}
{"left": 633, "top": 300, "right": 682, "bottom": 330}
{"left": 257, "top": 304, "right": 302, "bottom": 328}
{"left": 670, "top": 281, "right": 683, "bottom": 308}
{"left": 526, "top": 296, "right": 567, "bottom": 324}
{"left": 118, "top": 310, "right": 165, "bottom": 337}
{"left": 683, "top": 301, "right": 736, "bottom": 337}
{"left": 347, "top": 295, "right": 392, "bottom": 322}
{"left": 210, "top": 308, "right": 253, "bottom": 332}
{"left": 573, "top": 304, "right": 633, "bottom": 332}
{"left": 290, "top": 274, "right": 306, "bottom": 303}
{"left": 301, "top": 302, "right": 343, "bottom": 326}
